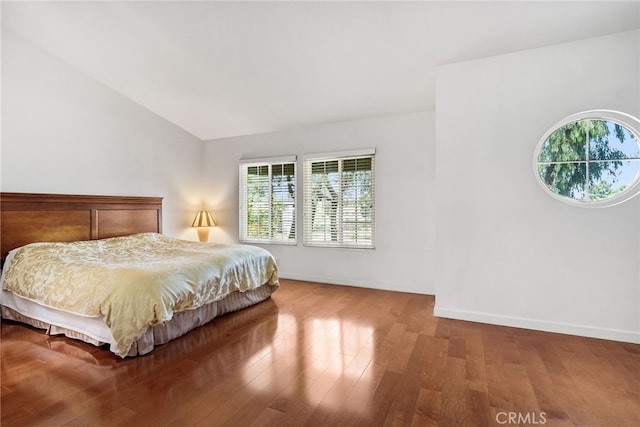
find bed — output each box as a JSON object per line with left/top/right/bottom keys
{"left": 0, "top": 192, "right": 279, "bottom": 357}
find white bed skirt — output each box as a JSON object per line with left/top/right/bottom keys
{"left": 1, "top": 284, "right": 276, "bottom": 357}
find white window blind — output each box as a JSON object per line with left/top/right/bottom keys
{"left": 303, "top": 149, "right": 375, "bottom": 248}
{"left": 239, "top": 157, "right": 297, "bottom": 244}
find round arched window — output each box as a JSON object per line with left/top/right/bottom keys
{"left": 534, "top": 110, "right": 640, "bottom": 207}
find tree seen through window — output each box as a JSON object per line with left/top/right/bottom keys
{"left": 536, "top": 116, "right": 640, "bottom": 203}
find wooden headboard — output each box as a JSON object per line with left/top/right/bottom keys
{"left": 0, "top": 193, "right": 163, "bottom": 260}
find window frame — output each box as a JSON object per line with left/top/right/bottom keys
{"left": 239, "top": 155, "right": 297, "bottom": 245}
{"left": 533, "top": 110, "right": 640, "bottom": 207}
{"left": 303, "top": 148, "right": 376, "bottom": 249}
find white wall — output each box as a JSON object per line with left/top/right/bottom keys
{"left": 203, "top": 111, "right": 436, "bottom": 294}
{"left": 435, "top": 30, "right": 640, "bottom": 343}
{"left": 1, "top": 30, "right": 204, "bottom": 239}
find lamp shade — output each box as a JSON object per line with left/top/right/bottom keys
{"left": 191, "top": 210, "right": 216, "bottom": 227}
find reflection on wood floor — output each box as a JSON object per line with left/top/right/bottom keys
{"left": 1, "top": 279, "right": 639, "bottom": 426}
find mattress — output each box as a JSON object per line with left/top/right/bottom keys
{"left": 0, "top": 233, "right": 279, "bottom": 357}
{"left": 1, "top": 284, "right": 276, "bottom": 357}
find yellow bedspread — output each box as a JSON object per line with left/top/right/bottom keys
{"left": 1, "top": 233, "right": 279, "bottom": 357}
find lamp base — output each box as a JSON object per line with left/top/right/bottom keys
{"left": 196, "top": 228, "right": 210, "bottom": 242}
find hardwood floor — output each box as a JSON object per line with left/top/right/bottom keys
{"left": 1, "top": 279, "right": 639, "bottom": 426}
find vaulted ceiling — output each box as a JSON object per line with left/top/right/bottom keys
{"left": 3, "top": 1, "right": 639, "bottom": 140}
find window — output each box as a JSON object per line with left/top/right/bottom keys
{"left": 534, "top": 110, "right": 640, "bottom": 207}
{"left": 303, "top": 149, "right": 375, "bottom": 248}
{"left": 239, "top": 156, "right": 296, "bottom": 244}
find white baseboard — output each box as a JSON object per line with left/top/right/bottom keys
{"left": 277, "top": 272, "right": 432, "bottom": 295}
{"left": 278, "top": 272, "right": 381, "bottom": 289}
{"left": 434, "top": 306, "right": 640, "bottom": 344}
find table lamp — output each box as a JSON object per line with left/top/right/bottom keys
{"left": 191, "top": 210, "right": 216, "bottom": 242}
